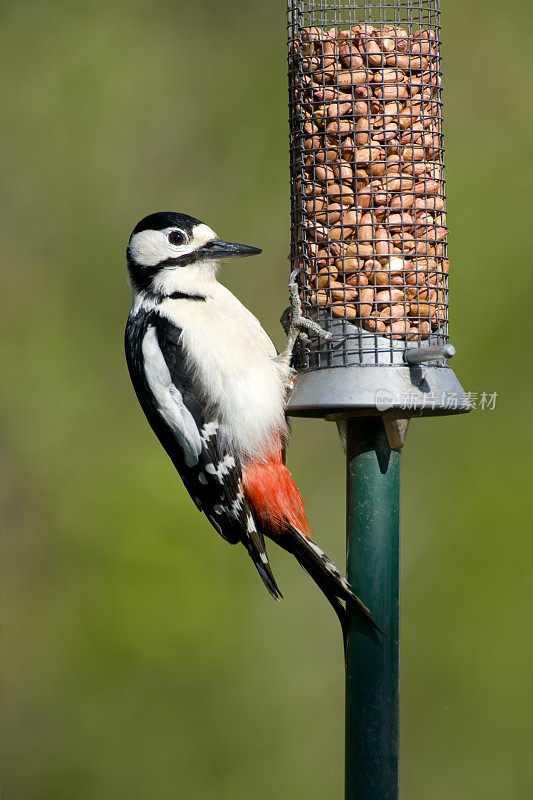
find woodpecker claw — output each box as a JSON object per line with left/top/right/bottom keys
{"left": 278, "top": 269, "right": 334, "bottom": 364}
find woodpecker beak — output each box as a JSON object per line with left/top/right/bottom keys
{"left": 199, "top": 239, "right": 262, "bottom": 261}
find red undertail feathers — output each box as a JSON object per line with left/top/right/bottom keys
{"left": 242, "top": 444, "right": 311, "bottom": 537}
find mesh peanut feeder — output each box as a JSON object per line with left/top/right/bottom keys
{"left": 287, "top": 0, "right": 469, "bottom": 414}
{"left": 285, "top": 2, "right": 470, "bottom": 798}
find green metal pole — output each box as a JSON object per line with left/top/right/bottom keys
{"left": 345, "top": 416, "right": 401, "bottom": 800}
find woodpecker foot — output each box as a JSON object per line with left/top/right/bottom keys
{"left": 277, "top": 271, "right": 335, "bottom": 365}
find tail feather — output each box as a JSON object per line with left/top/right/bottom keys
{"left": 253, "top": 559, "right": 283, "bottom": 601}
{"left": 241, "top": 449, "right": 381, "bottom": 634}
{"left": 242, "top": 516, "right": 283, "bottom": 601}
{"left": 275, "top": 526, "right": 383, "bottom": 635}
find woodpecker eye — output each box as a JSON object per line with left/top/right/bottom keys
{"left": 168, "top": 230, "right": 186, "bottom": 246}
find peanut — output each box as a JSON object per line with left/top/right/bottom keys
{"left": 358, "top": 223, "right": 373, "bottom": 242}
{"left": 354, "top": 117, "right": 371, "bottom": 146}
{"left": 332, "top": 162, "right": 354, "bottom": 181}
{"left": 332, "top": 303, "right": 357, "bottom": 319}
{"left": 376, "top": 289, "right": 405, "bottom": 305}
{"left": 380, "top": 303, "right": 406, "bottom": 321}
{"left": 389, "top": 319, "right": 412, "bottom": 337}
{"left": 330, "top": 281, "right": 357, "bottom": 302}
{"left": 363, "top": 39, "right": 384, "bottom": 67}
{"left": 339, "top": 41, "right": 364, "bottom": 70}
{"left": 326, "top": 119, "right": 353, "bottom": 137}
{"left": 345, "top": 272, "right": 369, "bottom": 288}
{"left": 363, "top": 318, "right": 387, "bottom": 333}
{"left": 409, "top": 303, "right": 431, "bottom": 317}
{"left": 315, "top": 267, "right": 338, "bottom": 288}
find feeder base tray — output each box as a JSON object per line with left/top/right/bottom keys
{"left": 286, "top": 365, "right": 471, "bottom": 418}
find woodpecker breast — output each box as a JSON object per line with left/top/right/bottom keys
{"left": 155, "top": 281, "right": 291, "bottom": 460}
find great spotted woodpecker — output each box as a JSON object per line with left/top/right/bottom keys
{"left": 124, "top": 212, "right": 378, "bottom": 635}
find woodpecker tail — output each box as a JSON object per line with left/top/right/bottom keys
{"left": 242, "top": 446, "right": 381, "bottom": 635}
{"left": 275, "top": 526, "right": 383, "bottom": 635}
{"left": 241, "top": 513, "right": 283, "bottom": 601}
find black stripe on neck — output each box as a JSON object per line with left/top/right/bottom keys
{"left": 165, "top": 291, "right": 206, "bottom": 302}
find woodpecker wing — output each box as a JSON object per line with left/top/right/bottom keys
{"left": 125, "top": 308, "right": 281, "bottom": 598}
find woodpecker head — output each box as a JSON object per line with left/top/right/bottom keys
{"left": 127, "top": 211, "right": 262, "bottom": 295}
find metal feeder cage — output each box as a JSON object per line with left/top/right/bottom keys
{"left": 286, "top": 0, "right": 470, "bottom": 419}
{"left": 284, "top": 3, "right": 472, "bottom": 799}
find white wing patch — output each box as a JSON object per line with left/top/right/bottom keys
{"left": 205, "top": 455, "right": 236, "bottom": 483}
{"left": 229, "top": 489, "right": 244, "bottom": 519}
{"left": 200, "top": 421, "right": 219, "bottom": 443}
{"left": 142, "top": 326, "right": 202, "bottom": 467}
{"left": 246, "top": 514, "right": 256, "bottom": 534}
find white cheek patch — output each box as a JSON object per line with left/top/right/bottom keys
{"left": 129, "top": 229, "right": 173, "bottom": 267}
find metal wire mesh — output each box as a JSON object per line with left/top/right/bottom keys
{"left": 288, "top": 1, "right": 448, "bottom": 369}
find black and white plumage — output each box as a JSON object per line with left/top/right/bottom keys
{"left": 124, "top": 211, "right": 379, "bottom": 635}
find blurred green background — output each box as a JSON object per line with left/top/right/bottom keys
{"left": 2, "top": 1, "right": 531, "bottom": 798}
